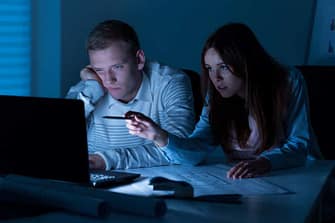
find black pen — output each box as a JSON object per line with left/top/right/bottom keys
{"left": 102, "top": 116, "right": 131, "bottom": 120}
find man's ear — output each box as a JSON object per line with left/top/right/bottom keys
{"left": 136, "top": 49, "right": 145, "bottom": 70}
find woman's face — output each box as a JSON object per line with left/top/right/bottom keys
{"left": 204, "top": 48, "right": 244, "bottom": 98}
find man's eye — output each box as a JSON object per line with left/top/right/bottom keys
{"left": 95, "top": 70, "right": 104, "bottom": 74}
{"left": 113, "top": 64, "right": 124, "bottom": 69}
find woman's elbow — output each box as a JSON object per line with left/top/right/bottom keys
{"left": 172, "top": 151, "right": 207, "bottom": 166}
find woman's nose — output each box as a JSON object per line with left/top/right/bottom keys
{"left": 215, "top": 70, "right": 223, "bottom": 81}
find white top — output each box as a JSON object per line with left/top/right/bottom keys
{"left": 229, "top": 115, "right": 260, "bottom": 160}
{"left": 66, "top": 61, "right": 195, "bottom": 170}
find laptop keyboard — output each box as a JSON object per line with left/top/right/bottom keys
{"left": 90, "top": 173, "right": 116, "bottom": 181}
{"left": 89, "top": 171, "right": 140, "bottom": 188}
{"left": 90, "top": 173, "right": 116, "bottom": 187}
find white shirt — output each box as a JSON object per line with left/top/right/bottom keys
{"left": 229, "top": 115, "right": 260, "bottom": 160}
{"left": 66, "top": 61, "right": 195, "bottom": 169}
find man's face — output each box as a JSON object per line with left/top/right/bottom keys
{"left": 88, "top": 41, "right": 145, "bottom": 103}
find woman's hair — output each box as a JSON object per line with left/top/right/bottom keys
{"left": 86, "top": 19, "right": 140, "bottom": 55}
{"left": 201, "top": 23, "right": 290, "bottom": 154}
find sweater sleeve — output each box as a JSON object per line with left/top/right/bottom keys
{"left": 162, "top": 104, "right": 218, "bottom": 165}
{"left": 65, "top": 80, "right": 105, "bottom": 118}
{"left": 260, "top": 68, "right": 316, "bottom": 170}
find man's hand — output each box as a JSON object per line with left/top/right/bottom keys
{"left": 125, "top": 111, "right": 168, "bottom": 147}
{"left": 80, "top": 66, "right": 102, "bottom": 85}
{"left": 89, "top": 154, "right": 106, "bottom": 170}
{"left": 227, "top": 157, "right": 271, "bottom": 179}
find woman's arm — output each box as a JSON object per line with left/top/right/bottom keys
{"left": 259, "top": 68, "right": 319, "bottom": 170}
{"left": 126, "top": 105, "right": 218, "bottom": 165}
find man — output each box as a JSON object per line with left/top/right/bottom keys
{"left": 66, "top": 19, "right": 195, "bottom": 170}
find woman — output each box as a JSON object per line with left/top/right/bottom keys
{"left": 125, "top": 23, "right": 322, "bottom": 179}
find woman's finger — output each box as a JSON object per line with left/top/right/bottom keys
{"left": 231, "top": 162, "right": 249, "bottom": 179}
{"left": 126, "top": 122, "right": 140, "bottom": 131}
{"left": 227, "top": 161, "right": 245, "bottom": 178}
{"left": 237, "top": 168, "right": 250, "bottom": 179}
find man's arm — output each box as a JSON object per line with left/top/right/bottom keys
{"left": 66, "top": 68, "right": 105, "bottom": 118}
{"left": 94, "top": 143, "right": 172, "bottom": 169}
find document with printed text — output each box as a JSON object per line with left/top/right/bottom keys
{"left": 110, "top": 164, "right": 291, "bottom": 197}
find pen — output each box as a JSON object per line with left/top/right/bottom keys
{"left": 102, "top": 116, "right": 131, "bottom": 120}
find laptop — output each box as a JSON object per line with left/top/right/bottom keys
{"left": 0, "top": 95, "right": 140, "bottom": 188}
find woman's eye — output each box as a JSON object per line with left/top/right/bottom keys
{"left": 220, "top": 65, "right": 228, "bottom": 71}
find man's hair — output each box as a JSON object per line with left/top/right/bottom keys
{"left": 86, "top": 19, "right": 140, "bottom": 55}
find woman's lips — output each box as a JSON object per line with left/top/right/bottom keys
{"left": 217, "top": 86, "right": 227, "bottom": 90}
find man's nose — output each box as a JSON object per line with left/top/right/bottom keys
{"left": 105, "top": 70, "right": 117, "bottom": 82}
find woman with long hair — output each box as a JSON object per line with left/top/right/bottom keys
{"left": 125, "top": 23, "right": 322, "bottom": 178}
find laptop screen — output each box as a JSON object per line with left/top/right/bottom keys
{"left": 0, "top": 95, "right": 90, "bottom": 184}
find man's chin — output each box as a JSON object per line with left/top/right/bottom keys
{"left": 108, "top": 93, "right": 132, "bottom": 103}
{"left": 108, "top": 92, "right": 121, "bottom": 99}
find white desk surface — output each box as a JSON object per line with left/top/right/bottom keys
{"left": 3, "top": 160, "right": 335, "bottom": 223}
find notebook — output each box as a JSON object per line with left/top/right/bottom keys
{"left": 0, "top": 95, "right": 140, "bottom": 188}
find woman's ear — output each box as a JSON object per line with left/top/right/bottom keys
{"left": 136, "top": 49, "right": 145, "bottom": 70}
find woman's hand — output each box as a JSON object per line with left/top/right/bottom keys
{"left": 125, "top": 111, "right": 168, "bottom": 147}
{"left": 227, "top": 157, "right": 271, "bottom": 179}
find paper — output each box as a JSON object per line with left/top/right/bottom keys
{"left": 110, "top": 164, "right": 291, "bottom": 197}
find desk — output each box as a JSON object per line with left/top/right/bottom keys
{"left": 3, "top": 160, "right": 335, "bottom": 223}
